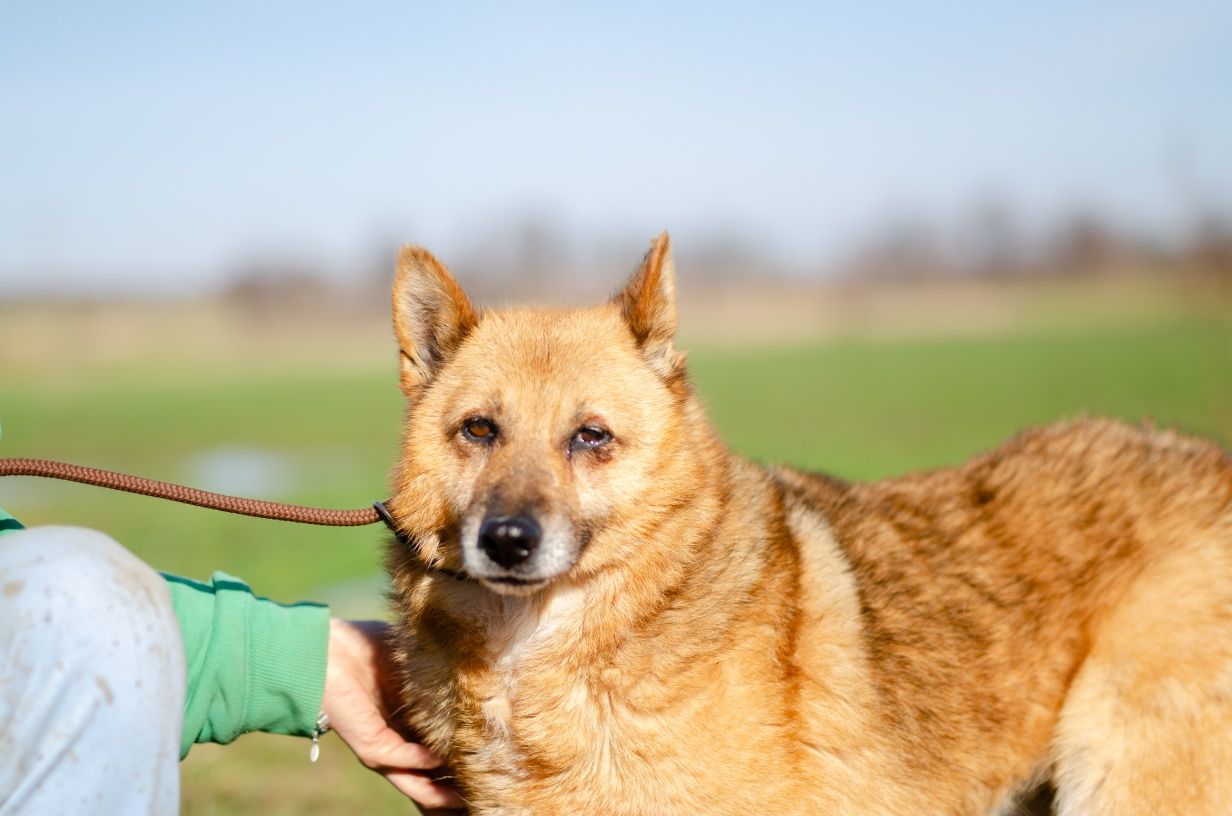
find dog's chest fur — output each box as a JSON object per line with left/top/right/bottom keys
{"left": 455, "top": 584, "right": 648, "bottom": 811}
{"left": 473, "top": 588, "right": 585, "bottom": 771}
{"left": 445, "top": 581, "right": 756, "bottom": 814}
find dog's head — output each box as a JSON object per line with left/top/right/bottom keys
{"left": 388, "top": 233, "right": 703, "bottom": 596}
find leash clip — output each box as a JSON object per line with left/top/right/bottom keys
{"left": 372, "top": 500, "right": 401, "bottom": 538}
{"left": 373, "top": 500, "right": 470, "bottom": 582}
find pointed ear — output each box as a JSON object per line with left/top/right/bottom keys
{"left": 613, "top": 232, "right": 682, "bottom": 377}
{"left": 392, "top": 246, "right": 477, "bottom": 394}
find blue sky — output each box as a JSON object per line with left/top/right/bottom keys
{"left": 2, "top": 0, "right": 1230, "bottom": 293}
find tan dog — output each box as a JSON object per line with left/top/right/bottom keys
{"left": 383, "top": 233, "right": 1232, "bottom": 815}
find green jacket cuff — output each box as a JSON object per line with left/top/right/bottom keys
{"left": 165, "top": 572, "right": 329, "bottom": 758}
{"left": 243, "top": 594, "right": 330, "bottom": 738}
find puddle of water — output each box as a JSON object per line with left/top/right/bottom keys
{"left": 310, "top": 572, "right": 391, "bottom": 620}
{"left": 184, "top": 446, "right": 296, "bottom": 498}
{"left": 0, "top": 478, "right": 54, "bottom": 509}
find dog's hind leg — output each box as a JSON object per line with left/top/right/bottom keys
{"left": 1051, "top": 539, "right": 1232, "bottom": 816}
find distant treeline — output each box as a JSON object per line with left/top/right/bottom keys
{"left": 839, "top": 204, "right": 1232, "bottom": 283}
{"left": 221, "top": 205, "right": 1232, "bottom": 312}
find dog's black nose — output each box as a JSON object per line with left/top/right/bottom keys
{"left": 478, "top": 516, "right": 541, "bottom": 568}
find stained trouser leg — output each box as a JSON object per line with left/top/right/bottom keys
{"left": 0, "top": 526, "right": 185, "bottom": 815}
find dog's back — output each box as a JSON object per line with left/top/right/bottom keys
{"left": 777, "top": 418, "right": 1232, "bottom": 813}
{"left": 384, "top": 235, "right": 1232, "bottom": 815}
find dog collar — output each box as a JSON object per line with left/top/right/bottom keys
{"left": 372, "top": 500, "right": 470, "bottom": 582}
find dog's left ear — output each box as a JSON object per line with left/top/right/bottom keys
{"left": 392, "top": 246, "right": 477, "bottom": 395}
{"left": 614, "top": 232, "right": 683, "bottom": 378}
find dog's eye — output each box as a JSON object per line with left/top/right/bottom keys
{"left": 569, "top": 426, "right": 611, "bottom": 454}
{"left": 462, "top": 418, "right": 497, "bottom": 442}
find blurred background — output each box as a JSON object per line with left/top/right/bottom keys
{"left": 2, "top": 2, "right": 1230, "bottom": 813}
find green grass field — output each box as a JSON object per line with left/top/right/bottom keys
{"left": 1, "top": 311, "right": 1230, "bottom": 814}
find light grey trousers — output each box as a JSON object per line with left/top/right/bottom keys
{"left": 0, "top": 527, "right": 184, "bottom": 815}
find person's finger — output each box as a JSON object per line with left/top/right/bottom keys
{"left": 373, "top": 735, "right": 444, "bottom": 770}
{"left": 383, "top": 769, "right": 468, "bottom": 809}
{"left": 351, "top": 725, "right": 444, "bottom": 770}
{"left": 327, "top": 683, "right": 445, "bottom": 769}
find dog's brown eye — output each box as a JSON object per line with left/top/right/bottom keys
{"left": 569, "top": 426, "right": 611, "bottom": 454}
{"left": 463, "top": 418, "right": 497, "bottom": 442}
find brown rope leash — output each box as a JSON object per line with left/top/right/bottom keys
{"left": 0, "top": 457, "right": 471, "bottom": 580}
{"left": 0, "top": 457, "right": 384, "bottom": 527}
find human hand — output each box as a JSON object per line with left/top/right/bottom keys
{"left": 323, "top": 618, "right": 465, "bottom": 812}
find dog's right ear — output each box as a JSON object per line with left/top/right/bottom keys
{"left": 392, "top": 246, "right": 477, "bottom": 394}
{"left": 614, "top": 232, "right": 683, "bottom": 378}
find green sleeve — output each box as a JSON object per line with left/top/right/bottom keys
{"left": 0, "top": 506, "right": 23, "bottom": 536}
{"left": 162, "top": 572, "right": 330, "bottom": 759}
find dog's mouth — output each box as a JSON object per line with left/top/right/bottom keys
{"left": 471, "top": 571, "right": 567, "bottom": 597}
{"left": 479, "top": 574, "right": 554, "bottom": 595}
{"left": 485, "top": 574, "right": 554, "bottom": 589}
{"left": 487, "top": 575, "right": 545, "bottom": 585}
{"left": 472, "top": 555, "right": 575, "bottom": 593}
{"left": 464, "top": 555, "right": 575, "bottom": 595}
